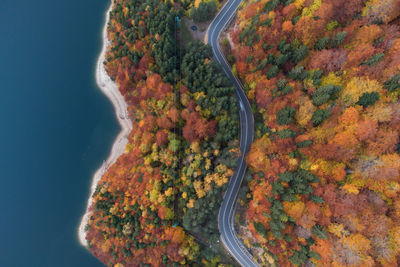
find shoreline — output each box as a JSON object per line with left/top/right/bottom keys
{"left": 78, "top": 0, "right": 132, "bottom": 247}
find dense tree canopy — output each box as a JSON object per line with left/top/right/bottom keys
{"left": 84, "top": 0, "right": 239, "bottom": 266}
{"left": 190, "top": 0, "right": 218, "bottom": 22}
{"left": 229, "top": 0, "right": 400, "bottom": 265}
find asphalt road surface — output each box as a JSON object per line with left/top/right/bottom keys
{"left": 207, "top": 0, "right": 259, "bottom": 266}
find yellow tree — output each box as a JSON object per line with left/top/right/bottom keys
{"left": 295, "top": 96, "right": 316, "bottom": 127}
{"left": 362, "top": 0, "right": 400, "bottom": 24}
{"left": 341, "top": 77, "right": 383, "bottom": 106}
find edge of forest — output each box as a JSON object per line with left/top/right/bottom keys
{"left": 78, "top": 1, "right": 133, "bottom": 247}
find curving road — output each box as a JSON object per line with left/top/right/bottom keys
{"left": 207, "top": 0, "right": 258, "bottom": 266}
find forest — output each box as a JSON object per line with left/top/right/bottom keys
{"left": 227, "top": 0, "right": 400, "bottom": 266}
{"left": 85, "top": 0, "right": 240, "bottom": 266}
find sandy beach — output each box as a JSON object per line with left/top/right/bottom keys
{"left": 78, "top": 1, "right": 132, "bottom": 247}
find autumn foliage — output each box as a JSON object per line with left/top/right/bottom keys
{"left": 229, "top": 0, "right": 400, "bottom": 266}
{"left": 84, "top": 0, "right": 239, "bottom": 266}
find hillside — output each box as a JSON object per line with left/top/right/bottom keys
{"left": 227, "top": 0, "right": 400, "bottom": 266}
{"left": 84, "top": 0, "right": 239, "bottom": 266}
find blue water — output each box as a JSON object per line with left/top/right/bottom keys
{"left": 0, "top": 0, "right": 117, "bottom": 266}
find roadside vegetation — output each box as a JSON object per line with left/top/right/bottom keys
{"left": 85, "top": 0, "right": 239, "bottom": 266}
{"left": 229, "top": 0, "right": 400, "bottom": 266}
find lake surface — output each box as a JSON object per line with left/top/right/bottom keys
{"left": 0, "top": 0, "right": 117, "bottom": 266}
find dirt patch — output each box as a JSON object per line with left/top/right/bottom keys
{"left": 183, "top": 0, "right": 232, "bottom": 44}
{"left": 183, "top": 17, "right": 210, "bottom": 43}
